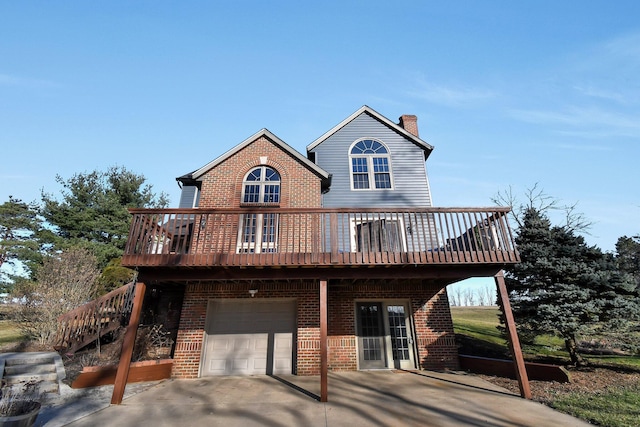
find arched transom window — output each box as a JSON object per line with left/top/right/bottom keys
{"left": 350, "top": 139, "right": 393, "bottom": 190}
{"left": 242, "top": 166, "right": 281, "bottom": 204}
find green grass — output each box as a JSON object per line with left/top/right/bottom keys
{"left": 451, "top": 307, "right": 506, "bottom": 345}
{"left": 451, "top": 306, "right": 640, "bottom": 365}
{"left": 0, "top": 319, "right": 25, "bottom": 346}
{"left": 451, "top": 306, "right": 640, "bottom": 427}
{"left": 451, "top": 306, "right": 511, "bottom": 359}
{"left": 586, "top": 355, "right": 640, "bottom": 369}
{"left": 551, "top": 385, "right": 640, "bottom": 427}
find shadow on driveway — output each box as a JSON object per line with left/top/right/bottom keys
{"left": 60, "top": 371, "right": 591, "bottom": 427}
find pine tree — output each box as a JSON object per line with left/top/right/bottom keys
{"left": 40, "top": 166, "right": 168, "bottom": 269}
{"left": 616, "top": 235, "right": 640, "bottom": 291}
{"left": 505, "top": 208, "right": 639, "bottom": 366}
{"left": 0, "top": 197, "right": 47, "bottom": 290}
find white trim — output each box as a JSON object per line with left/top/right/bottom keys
{"left": 306, "top": 105, "right": 434, "bottom": 154}
{"left": 354, "top": 299, "right": 417, "bottom": 371}
{"left": 191, "top": 129, "right": 330, "bottom": 181}
{"left": 241, "top": 166, "right": 281, "bottom": 204}
{"left": 191, "top": 187, "right": 200, "bottom": 208}
{"left": 236, "top": 213, "right": 279, "bottom": 254}
{"left": 348, "top": 138, "right": 395, "bottom": 191}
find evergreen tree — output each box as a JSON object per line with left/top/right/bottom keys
{"left": 616, "top": 235, "right": 640, "bottom": 291}
{"left": 505, "top": 208, "right": 639, "bottom": 366}
{"left": 2, "top": 167, "right": 166, "bottom": 295}
{"left": 0, "top": 197, "right": 49, "bottom": 290}
{"left": 40, "top": 166, "right": 168, "bottom": 270}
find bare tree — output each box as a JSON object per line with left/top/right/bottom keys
{"left": 482, "top": 284, "right": 496, "bottom": 306}
{"left": 453, "top": 286, "right": 464, "bottom": 306}
{"left": 492, "top": 183, "right": 592, "bottom": 233}
{"left": 448, "top": 288, "right": 459, "bottom": 306}
{"left": 475, "top": 287, "right": 487, "bottom": 306}
{"left": 13, "top": 247, "right": 100, "bottom": 345}
{"left": 463, "top": 288, "right": 475, "bottom": 306}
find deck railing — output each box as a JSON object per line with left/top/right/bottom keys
{"left": 54, "top": 282, "right": 137, "bottom": 354}
{"left": 122, "top": 207, "right": 519, "bottom": 268}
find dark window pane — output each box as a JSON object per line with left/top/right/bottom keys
{"left": 246, "top": 168, "right": 262, "bottom": 181}
{"left": 264, "top": 168, "right": 280, "bottom": 182}
{"left": 353, "top": 174, "right": 370, "bottom": 189}
{"left": 374, "top": 173, "right": 391, "bottom": 189}
{"left": 243, "top": 185, "right": 260, "bottom": 203}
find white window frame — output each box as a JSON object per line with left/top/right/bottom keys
{"left": 354, "top": 299, "right": 417, "bottom": 370}
{"left": 349, "top": 215, "right": 407, "bottom": 253}
{"left": 349, "top": 139, "right": 394, "bottom": 191}
{"left": 236, "top": 213, "right": 279, "bottom": 253}
{"left": 241, "top": 166, "right": 281, "bottom": 204}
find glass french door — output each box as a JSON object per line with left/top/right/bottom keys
{"left": 356, "top": 301, "right": 415, "bottom": 370}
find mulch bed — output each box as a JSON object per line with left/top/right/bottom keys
{"left": 479, "top": 366, "right": 640, "bottom": 405}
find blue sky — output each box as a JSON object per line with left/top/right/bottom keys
{"left": 1, "top": 1, "right": 639, "bottom": 260}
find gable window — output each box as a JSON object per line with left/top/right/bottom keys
{"left": 242, "top": 166, "right": 280, "bottom": 204}
{"left": 349, "top": 139, "right": 393, "bottom": 190}
{"left": 238, "top": 165, "right": 280, "bottom": 253}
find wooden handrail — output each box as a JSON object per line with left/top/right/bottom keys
{"left": 55, "top": 282, "right": 137, "bottom": 354}
{"left": 122, "top": 207, "right": 519, "bottom": 268}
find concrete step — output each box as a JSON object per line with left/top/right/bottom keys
{"left": 3, "top": 372, "right": 60, "bottom": 384}
{"left": 3, "top": 356, "right": 55, "bottom": 366}
{"left": 4, "top": 363, "right": 57, "bottom": 376}
{"left": 0, "top": 352, "right": 66, "bottom": 396}
{"left": 3, "top": 379, "right": 60, "bottom": 395}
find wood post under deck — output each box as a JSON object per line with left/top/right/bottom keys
{"left": 320, "top": 279, "right": 328, "bottom": 402}
{"left": 111, "top": 281, "right": 147, "bottom": 405}
{"left": 495, "top": 271, "right": 531, "bottom": 399}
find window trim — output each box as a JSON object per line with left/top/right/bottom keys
{"left": 241, "top": 166, "right": 281, "bottom": 206}
{"left": 236, "top": 212, "right": 279, "bottom": 253}
{"left": 348, "top": 139, "right": 394, "bottom": 191}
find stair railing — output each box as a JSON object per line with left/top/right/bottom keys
{"left": 54, "top": 281, "right": 137, "bottom": 354}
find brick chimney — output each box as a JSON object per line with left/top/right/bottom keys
{"left": 398, "top": 115, "right": 419, "bottom": 137}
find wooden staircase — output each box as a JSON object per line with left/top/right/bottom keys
{"left": 54, "top": 282, "right": 137, "bottom": 354}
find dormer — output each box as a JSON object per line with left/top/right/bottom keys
{"left": 176, "top": 129, "right": 330, "bottom": 209}
{"left": 306, "top": 106, "right": 434, "bottom": 208}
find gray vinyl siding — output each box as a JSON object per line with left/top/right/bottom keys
{"left": 178, "top": 185, "right": 200, "bottom": 208}
{"left": 310, "top": 113, "right": 433, "bottom": 208}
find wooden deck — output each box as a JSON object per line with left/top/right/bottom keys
{"left": 122, "top": 207, "right": 519, "bottom": 270}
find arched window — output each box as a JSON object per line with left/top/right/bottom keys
{"left": 238, "top": 166, "right": 280, "bottom": 253}
{"left": 349, "top": 139, "right": 393, "bottom": 190}
{"left": 242, "top": 166, "right": 281, "bottom": 204}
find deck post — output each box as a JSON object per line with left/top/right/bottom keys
{"left": 494, "top": 271, "right": 531, "bottom": 399}
{"left": 320, "top": 279, "right": 328, "bottom": 402}
{"left": 111, "top": 281, "right": 146, "bottom": 405}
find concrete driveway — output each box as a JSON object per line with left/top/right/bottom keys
{"left": 60, "top": 371, "right": 590, "bottom": 427}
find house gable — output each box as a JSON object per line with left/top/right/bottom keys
{"left": 307, "top": 105, "right": 434, "bottom": 157}
{"left": 184, "top": 130, "right": 329, "bottom": 209}
{"left": 307, "top": 107, "right": 434, "bottom": 208}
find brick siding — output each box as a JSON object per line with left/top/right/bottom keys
{"left": 197, "top": 135, "right": 322, "bottom": 209}
{"left": 170, "top": 131, "right": 458, "bottom": 379}
{"left": 171, "top": 280, "right": 458, "bottom": 379}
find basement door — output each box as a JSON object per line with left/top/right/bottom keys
{"left": 356, "top": 301, "right": 416, "bottom": 370}
{"left": 202, "top": 299, "right": 296, "bottom": 376}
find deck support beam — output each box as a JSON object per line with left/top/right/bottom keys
{"left": 111, "top": 281, "right": 146, "bottom": 405}
{"left": 320, "top": 279, "right": 328, "bottom": 402}
{"left": 494, "top": 271, "right": 531, "bottom": 399}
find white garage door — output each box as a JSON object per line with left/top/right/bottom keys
{"left": 202, "top": 299, "right": 296, "bottom": 376}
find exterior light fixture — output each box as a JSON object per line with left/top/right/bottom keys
{"left": 249, "top": 289, "right": 258, "bottom": 298}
